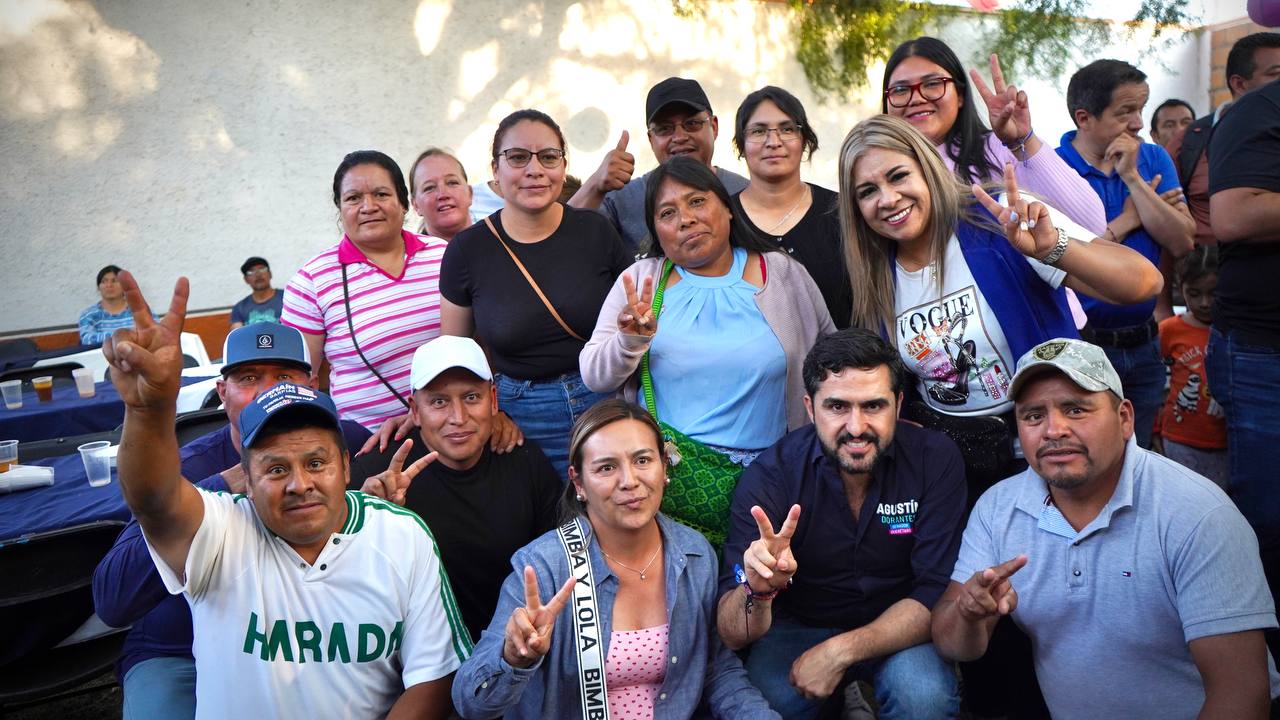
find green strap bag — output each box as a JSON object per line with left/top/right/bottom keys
{"left": 639, "top": 261, "right": 745, "bottom": 549}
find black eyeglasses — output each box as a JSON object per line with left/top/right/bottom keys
{"left": 649, "top": 116, "right": 709, "bottom": 137}
{"left": 884, "top": 77, "right": 954, "bottom": 108}
{"left": 497, "top": 148, "right": 566, "bottom": 169}
{"left": 744, "top": 123, "right": 803, "bottom": 144}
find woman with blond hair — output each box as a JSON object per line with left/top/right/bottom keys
{"left": 839, "top": 114, "right": 1160, "bottom": 490}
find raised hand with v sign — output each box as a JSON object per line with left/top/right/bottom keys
{"left": 103, "top": 270, "right": 190, "bottom": 410}
{"left": 972, "top": 164, "right": 1061, "bottom": 261}
{"left": 743, "top": 504, "right": 801, "bottom": 594}
{"left": 359, "top": 438, "right": 439, "bottom": 505}
{"left": 616, "top": 273, "right": 656, "bottom": 338}
{"left": 969, "top": 53, "right": 1034, "bottom": 149}
{"left": 502, "top": 566, "right": 576, "bottom": 669}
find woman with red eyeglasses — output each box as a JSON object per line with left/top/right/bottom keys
{"left": 882, "top": 37, "right": 1106, "bottom": 238}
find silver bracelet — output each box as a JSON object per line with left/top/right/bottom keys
{"left": 1040, "top": 227, "right": 1070, "bottom": 266}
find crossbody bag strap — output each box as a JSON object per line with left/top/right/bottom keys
{"left": 556, "top": 519, "right": 610, "bottom": 720}
{"left": 638, "top": 260, "right": 674, "bottom": 419}
{"left": 484, "top": 217, "right": 587, "bottom": 343}
{"left": 340, "top": 263, "right": 410, "bottom": 410}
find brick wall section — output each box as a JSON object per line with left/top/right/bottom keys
{"left": 1210, "top": 18, "right": 1271, "bottom": 109}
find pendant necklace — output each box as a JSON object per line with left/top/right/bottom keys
{"left": 602, "top": 546, "right": 661, "bottom": 581}
{"left": 765, "top": 185, "right": 811, "bottom": 235}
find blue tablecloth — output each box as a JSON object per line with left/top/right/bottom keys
{"left": 0, "top": 453, "right": 130, "bottom": 542}
{"left": 0, "top": 376, "right": 213, "bottom": 443}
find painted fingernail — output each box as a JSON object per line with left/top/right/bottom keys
{"left": 1019, "top": 221, "right": 1029, "bottom": 233}
{"left": 1028, "top": 218, "right": 1037, "bottom": 229}
{"left": 1009, "top": 211, "right": 1019, "bottom": 223}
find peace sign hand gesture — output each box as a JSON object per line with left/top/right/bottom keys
{"left": 359, "top": 439, "right": 439, "bottom": 505}
{"left": 956, "top": 554, "right": 1027, "bottom": 622}
{"left": 969, "top": 53, "right": 1032, "bottom": 147}
{"left": 617, "top": 273, "right": 656, "bottom": 338}
{"left": 102, "top": 271, "right": 189, "bottom": 411}
{"left": 743, "top": 504, "right": 801, "bottom": 594}
{"left": 502, "top": 567, "right": 576, "bottom": 669}
{"left": 973, "top": 164, "right": 1060, "bottom": 261}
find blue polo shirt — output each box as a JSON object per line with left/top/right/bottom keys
{"left": 954, "top": 437, "right": 1280, "bottom": 718}
{"left": 1056, "top": 131, "right": 1180, "bottom": 329}
{"left": 719, "top": 422, "right": 966, "bottom": 630}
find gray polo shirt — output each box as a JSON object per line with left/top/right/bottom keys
{"left": 954, "top": 437, "right": 1279, "bottom": 719}
{"left": 600, "top": 166, "right": 749, "bottom": 255}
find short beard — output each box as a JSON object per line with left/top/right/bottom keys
{"left": 1034, "top": 443, "right": 1093, "bottom": 491}
{"left": 820, "top": 430, "right": 884, "bottom": 476}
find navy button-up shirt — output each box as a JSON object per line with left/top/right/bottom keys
{"left": 1056, "top": 131, "right": 1181, "bottom": 329}
{"left": 720, "top": 422, "right": 966, "bottom": 630}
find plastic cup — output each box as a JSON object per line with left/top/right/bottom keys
{"left": 78, "top": 440, "right": 113, "bottom": 487}
{"left": 0, "top": 380, "right": 20, "bottom": 410}
{"left": 33, "top": 376, "right": 54, "bottom": 403}
{"left": 72, "top": 368, "right": 96, "bottom": 398}
{"left": 0, "top": 439, "right": 16, "bottom": 473}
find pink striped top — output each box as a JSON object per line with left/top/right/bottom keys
{"left": 282, "top": 230, "right": 445, "bottom": 430}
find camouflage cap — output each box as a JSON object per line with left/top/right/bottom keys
{"left": 1009, "top": 338, "right": 1124, "bottom": 401}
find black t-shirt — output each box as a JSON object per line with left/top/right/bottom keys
{"left": 440, "top": 205, "right": 632, "bottom": 379}
{"left": 1208, "top": 80, "right": 1280, "bottom": 348}
{"left": 349, "top": 441, "right": 562, "bottom": 641}
{"left": 733, "top": 184, "right": 851, "bottom": 328}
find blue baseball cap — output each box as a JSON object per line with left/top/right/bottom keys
{"left": 222, "top": 322, "right": 312, "bottom": 376}
{"left": 239, "top": 382, "right": 341, "bottom": 449}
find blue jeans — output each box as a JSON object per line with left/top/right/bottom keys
{"left": 123, "top": 656, "right": 196, "bottom": 720}
{"left": 1100, "top": 337, "right": 1165, "bottom": 449}
{"left": 495, "top": 371, "right": 611, "bottom": 481}
{"left": 746, "top": 615, "right": 959, "bottom": 720}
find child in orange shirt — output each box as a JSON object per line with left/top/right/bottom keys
{"left": 1154, "top": 246, "right": 1226, "bottom": 487}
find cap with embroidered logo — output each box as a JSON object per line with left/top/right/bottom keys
{"left": 1009, "top": 338, "right": 1124, "bottom": 401}
{"left": 221, "top": 322, "right": 312, "bottom": 376}
{"left": 238, "top": 382, "right": 340, "bottom": 449}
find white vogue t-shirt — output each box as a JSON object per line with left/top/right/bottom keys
{"left": 894, "top": 210, "right": 1089, "bottom": 418}
{"left": 148, "top": 489, "right": 472, "bottom": 720}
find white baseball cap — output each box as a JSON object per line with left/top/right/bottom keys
{"left": 409, "top": 336, "right": 492, "bottom": 393}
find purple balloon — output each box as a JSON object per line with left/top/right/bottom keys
{"left": 1250, "top": 0, "right": 1280, "bottom": 27}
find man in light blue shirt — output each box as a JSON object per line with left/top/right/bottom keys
{"left": 932, "top": 338, "right": 1278, "bottom": 719}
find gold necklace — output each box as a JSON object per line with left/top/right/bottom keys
{"left": 602, "top": 546, "right": 661, "bottom": 581}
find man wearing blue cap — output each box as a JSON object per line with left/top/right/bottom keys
{"left": 932, "top": 338, "right": 1278, "bottom": 719}
{"left": 102, "top": 273, "right": 469, "bottom": 718}
{"left": 92, "top": 321, "right": 373, "bottom": 718}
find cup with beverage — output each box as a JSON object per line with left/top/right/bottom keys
{"left": 0, "top": 439, "right": 17, "bottom": 473}
{"left": 72, "top": 368, "right": 96, "bottom": 398}
{"left": 32, "top": 376, "right": 54, "bottom": 403}
{"left": 0, "top": 380, "right": 20, "bottom": 410}
{"left": 78, "top": 440, "right": 113, "bottom": 487}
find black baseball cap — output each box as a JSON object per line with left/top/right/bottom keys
{"left": 646, "top": 77, "right": 712, "bottom": 124}
{"left": 240, "top": 257, "right": 270, "bottom": 275}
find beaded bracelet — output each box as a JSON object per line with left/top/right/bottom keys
{"left": 1003, "top": 126, "right": 1035, "bottom": 157}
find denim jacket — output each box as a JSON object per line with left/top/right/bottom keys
{"left": 452, "top": 514, "right": 779, "bottom": 719}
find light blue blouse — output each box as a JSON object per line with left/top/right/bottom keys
{"left": 648, "top": 247, "right": 787, "bottom": 451}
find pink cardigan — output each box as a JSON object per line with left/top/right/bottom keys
{"left": 580, "top": 252, "right": 836, "bottom": 432}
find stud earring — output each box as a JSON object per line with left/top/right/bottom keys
{"left": 664, "top": 477, "right": 671, "bottom": 486}
{"left": 575, "top": 494, "right": 585, "bottom": 502}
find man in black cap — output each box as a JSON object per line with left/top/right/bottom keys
{"left": 569, "top": 76, "right": 749, "bottom": 252}
{"left": 229, "top": 256, "right": 283, "bottom": 330}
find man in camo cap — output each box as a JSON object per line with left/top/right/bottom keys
{"left": 932, "top": 338, "right": 1279, "bottom": 718}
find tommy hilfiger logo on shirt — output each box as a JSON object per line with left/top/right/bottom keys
{"left": 877, "top": 499, "right": 919, "bottom": 535}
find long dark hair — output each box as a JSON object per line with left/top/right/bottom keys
{"left": 732, "top": 85, "right": 819, "bottom": 160}
{"left": 641, "top": 155, "right": 778, "bottom": 258}
{"left": 882, "top": 37, "right": 999, "bottom": 186}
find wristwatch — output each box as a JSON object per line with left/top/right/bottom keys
{"left": 1040, "top": 227, "right": 1070, "bottom": 266}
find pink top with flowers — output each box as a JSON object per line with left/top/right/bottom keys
{"left": 605, "top": 624, "right": 669, "bottom": 719}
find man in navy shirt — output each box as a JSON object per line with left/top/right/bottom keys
{"left": 716, "top": 329, "right": 965, "bottom": 719}
{"left": 1056, "top": 59, "right": 1194, "bottom": 449}
{"left": 92, "top": 322, "right": 370, "bottom": 719}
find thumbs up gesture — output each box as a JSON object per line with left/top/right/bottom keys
{"left": 589, "top": 130, "right": 635, "bottom": 195}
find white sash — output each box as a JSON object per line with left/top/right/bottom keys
{"left": 557, "top": 518, "right": 610, "bottom": 720}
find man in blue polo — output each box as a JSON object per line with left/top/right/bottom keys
{"left": 932, "top": 338, "right": 1278, "bottom": 718}
{"left": 92, "top": 321, "right": 370, "bottom": 719}
{"left": 1056, "top": 59, "right": 1194, "bottom": 449}
{"left": 716, "top": 329, "right": 965, "bottom": 719}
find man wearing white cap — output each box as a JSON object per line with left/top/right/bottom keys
{"left": 931, "top": 337, "right": 1279, "bottom": 719}
{"left": 353, "top": 335, "right": 561, "bottom": 643}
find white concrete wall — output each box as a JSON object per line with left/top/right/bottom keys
{"left": 0, "top": 0, "right": 1208, "bottom": 335}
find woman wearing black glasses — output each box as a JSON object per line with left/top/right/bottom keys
{"left": 730, "top": 86, "right": 852, "bottom": 328}
{"left": 440, "top": 109, "right": 632, "bottom": 479}
{"left": 882, "top": 37, "right": 1106, "bottom": 236}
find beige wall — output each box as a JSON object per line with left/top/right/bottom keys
{"left": 0, "top": 0, "right": 1204, "bottom": 336}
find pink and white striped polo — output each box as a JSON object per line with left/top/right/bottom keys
{"left": 282, "top": 230, "right": 444, "bottom": 430}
